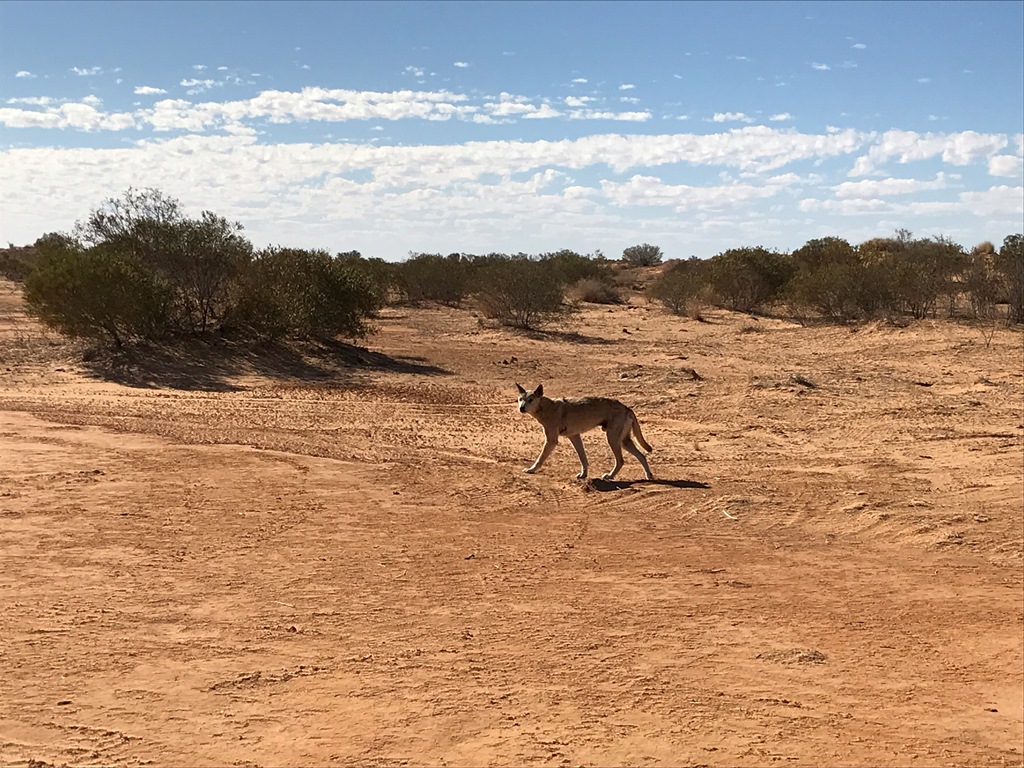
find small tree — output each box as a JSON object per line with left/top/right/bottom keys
{"left": 166, "top": 212, "right": 252, "bottom": 333}
{"left": 621, "top": 243, "right": 664, "bottom": 267}
{"left": 475, "top": 256, "right": 572, "bottom": 329}
{"left": 75, "top": 187, "right": 184, "bottom": 272}
{"left": 648, "top": 258, "right": 708, "bottom": 315}
{"left": 996, "top": 234, "right": 1024, "bottom": 324}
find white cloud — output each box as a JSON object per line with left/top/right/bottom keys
{"left": 769, "top": 113, "right": 793, "bottom": 122}
{"left": 193, "top": 64, "right": 207, "bottom": 71}
{"left": 134, "top": 85, "right": 168, "bottom": 96}
{"left": 15, "top": 70, "right": 36, "bottom": 79}
{"left": 960, "top": 186, "right": 1024, "bottom": 217}
{"left": 6, "top": 96, "right": 55, "bottom": 106}
{"left": 851, "top": 43, "right": 867, "bottom": 49}
{"left": 619, "top": 84, "right": 635, "bottom": 91}
{"left": 620, "top": 96, "right": 640, "bottom": 104}
{"left": 988, "top": 155, "right": 1024, "bottom": 178}
{"left": 568, "top": 109, "right": 651, "bottom": 122}
{"left": 600, "top": 173, "right": 797, "bottom": 211}
{"left": 850, "top": 130, "right": 1009, "bottom": 176}
{"left": 71, "top": 66, "right": 103, "bottom": 76}
{"left": 917, "top": 77, "right": 931, "bottom": 84}
{"left": 564, "top": 96, "right": 594, "bottom": 107}
{"left": 403, "top": 66, "right": 425, "bottom": 78}
{"left": 0, "top": 100, "right": 136, "bottom": 130}
{"left": 571, "top": 77, "right": 587, "bottom": 84}
{"left": 453, "top": 61, "right": 470, "bottom": 68}
{"left": 810, "top": 63, "right": 830, "bottom": 71}
{"left": 834, "top": 173, "right": 952, "bottom": 198}
{"left": 712, "top": 112, "right": 754, "bottom": 123}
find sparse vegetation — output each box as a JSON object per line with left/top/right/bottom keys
{"left": 8, "top": 188, "right": 1024, "bottom": 352}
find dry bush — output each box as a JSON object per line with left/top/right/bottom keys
{"left": 567, "top": 277, "right": 622, "bottom": 305}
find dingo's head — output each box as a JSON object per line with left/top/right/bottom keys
{"left": 515, "top": 383, "right": 543, "bottom": 414}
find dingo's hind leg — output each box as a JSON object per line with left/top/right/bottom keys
{"left": 623, "top": 436, "right": 654, "bottom": 480}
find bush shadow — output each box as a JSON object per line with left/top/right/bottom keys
{"left": 583, "top": 477, "right": 710, "bottom": 492}
{"left": 513, "top": 327, "right": 617, "bottom": 345}
{"left": 80, "top": 336, "right": 451, "bottom": 391}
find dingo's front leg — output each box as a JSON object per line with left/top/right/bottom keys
{"left": 568, "top": 434, "right": 588, "bottom": 479}
{"left": 525, "top": 435, "right": 558, "bottom": 474}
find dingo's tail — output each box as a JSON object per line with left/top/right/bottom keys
{"left": 632, "top": 416, "right": 653, "bottom": 453}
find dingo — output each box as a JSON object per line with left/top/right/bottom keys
{"left": 515, "top": 383, "right": 654, "bottom": 480}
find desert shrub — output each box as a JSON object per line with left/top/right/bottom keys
{"left": 787, "top": 237, "right": 887, "bottom": 321}
{"left": 567, "top": 277, "right": 622, "bottom": 304}
{"left": 878, "top": 234, "right": 964, "bottom": 319}
{"left": 475, "top": 256, "right": 572, "bottom": 329}
{"left": 961, "top": 249, "right": 1003, "bottom": 319}
{"left": 705, "top": 246, "right": 794, "bottom": 313}
{"left": 395, "top": 253, "right": 472, "bottom": 306}
{"left": 231, "top": 247, "right": 378, "bottom": 341}
{"left": 66, "top": 188, "right": 256, "bottom": 335}
{"left": 996, "top": 234, "right": 1024, "bottom": 324}
{"left": 0, "top": 244, "right": 42, "bottom": 282}
{"left": 539, "top": 249, "right": 611, "bottom": 283}
{"left": 163, "top": 211, "right": 252, "bottom": 333}
{"left": 621, "top": 243, "right": 664, "bottom": 267}
{"left": 648, "top": 258, "right": 709, "bottom": 315}
{"left": 336, "top": 251, "right": 398, "bottom": 306}
{"left": 24, "top": 239, "right": 173, "bottom": 347}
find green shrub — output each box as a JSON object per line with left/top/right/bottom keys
{"left": 232, "top": 247, "right": 378, "bottom": 340}
{"left": 475, "top": 257, "right": 572, "bottom": 329}
{"left": 396, "top": 253, "right": 471, "bottom": 306}
{"left": 996, "top": 234, "right": 1024, "bottom": 324}
{"left": 24, "top": 240, "right": 172, "bottom": 347}
{"left": 705, "top": 246, "right": 793, "bottom": 313}
{"left": 621, "top": 243, "right": 664, "bottom": 266}
{"left": 648, "top": 258, "right": 708, "bottom": 315}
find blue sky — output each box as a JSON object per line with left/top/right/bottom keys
{"left": 2, "top": 0, "right": 1022, "bottom": 261}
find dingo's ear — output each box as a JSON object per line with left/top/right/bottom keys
{"left": 515, "top": 382, "right": 526, "bottom": 395}
{"left": 535, "top": 384, "right": 543, "bottom": 397}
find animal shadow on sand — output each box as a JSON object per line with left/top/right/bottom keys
{"left": 582, "top": 477, "right": 710, "bottom": 492}
{"left": 80, "top": 337, "right": 450, "bottom": 392}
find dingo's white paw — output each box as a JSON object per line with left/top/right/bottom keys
{"left": 523, "top": 466, "right": 538, "bottom": 474}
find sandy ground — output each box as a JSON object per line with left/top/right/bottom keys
{"left": 1, "top": 277, "right": 1022, "bottom": 767}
